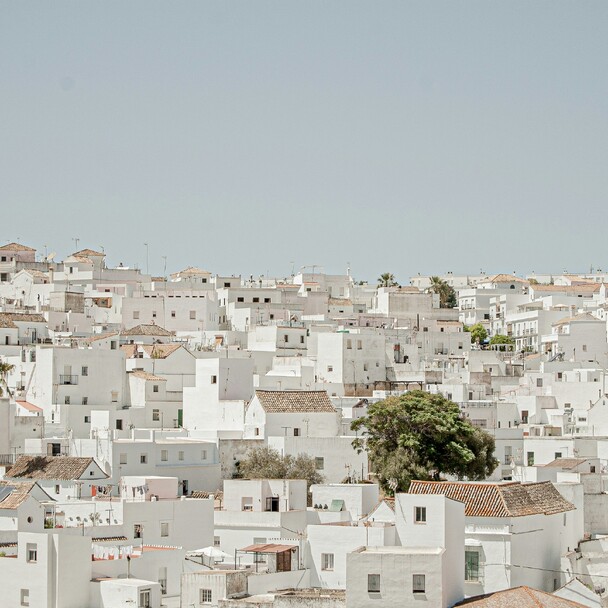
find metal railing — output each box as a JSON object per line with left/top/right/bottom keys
{"left": 59, "top": 375, "right": 78, "bottom": 385}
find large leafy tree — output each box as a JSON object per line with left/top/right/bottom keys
{"left": 237, "top": 447, "right": 324, "bottom": 491}
{"left": 0, "top": 361, "right": 15, "bottom": 397}
{"left": 467, "top": 322, "right": 488, "bottom": 345}
{"left": 377, "top": 273, "right": 398, "bottom": 288}
{"left": 428, "top": 276, "right": 457, "bottom": 308}
{"left": 351, "top": 391, "right": 498, "bottom": 494}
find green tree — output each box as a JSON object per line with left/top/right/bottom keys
{"left": 489, "top": 334, "right": 515, "bottom": 352}
{"left": 428, "top": 276, "right": 457, "bottom": 308}
{"left": 237, "top": 447, "right": 324, "bottom": 492}
{"left": 467, "top": 322, "right": 488, "bottom": 345}
{"left": 0, "top": 361, "right": 15, "bottom": 397}
{"left": 351, "top": 391, "right": 497, "bottom": 494}
{"left": 377, "top": 273, "right": 398, "bottom": 288}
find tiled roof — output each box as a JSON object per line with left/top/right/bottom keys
{"left": 455, "top": 586, "right": 588, "bottom": 607}
{"left": 190, "top": 490, "right": 223, "bottom": 499}
{"left": 0, "top": 312, "right": 46, "bottom": 328}
{"left": 22, "top": 269, "right": 49, "bottom": 280}
{"left": 553, "top": 313, "right": 601, "bottom": 326}
{"left": 85, "top": 332, "right": 119, "bottom": 343}
{"left": 0, "top": 481, "right": 37, "bottom": 509}
{"left": 544, "top": 458, "right": 588, "bottom": 470}
{"left": 122, "top": 324, "right": 173, "bottom": 336}
{"left": 530, "top": 284, "right": 600, "bottom": 293}
{"left": 170, "top": 266, "right": 211, "bottom": 277}
{"left": 328, "top": 298, "right": 352, "bottom": 306}
{"left": 129, "top": 370, "right": 166, "bottom": 382}
{"left": 408, "top": 481, "right": 574, "bottom": 517}
{"left": 64, "top": 255, "right": 93, "bottom": 264}
{"left": 254, "top": 390, "right": 337, "bottom": 414}
{"left": 16, "top": 401, "right": 43, "bottom": 413}
{"left": 72, "top": 248, "right": 105, "bottom": 257}
{"left": 121, "top": 343, "right": 183, "bottom": 359}
{"left": 0, "top": 242, "right": 35, "bottom": 252}
{"left": 485, "top": 274, "right": 528, "bottom": 284}
{"left": 5, "top": 456, "right": 106, "bottom": 481}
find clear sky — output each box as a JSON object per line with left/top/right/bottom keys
{"left": 1, "top": 1, "right": 607, "bottom": 282}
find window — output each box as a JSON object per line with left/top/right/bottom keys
{"left": 264, "top": 297, "right": 271, "bottom": 303}
{"left": 110, "top": 341, "right": 117, "bottom": 350}
{"left": 84, "top": 415, "right": 90, "bottom": 423}
{"left": 327, "top": 365, "right": 333, "bottom": 372}
{"left": 536, "top": 378, "right": 543, "bottom": 387}
{"left": 152, "top": 310, "right": 157, "bottom": 318}
{"left": 200, "top": 589, "right": 212, "bottom": 604}
{"left": 190, "top": 311, "right": 196, "bottom": 320}
{"left": 81, "top": 366, "right": 88, "bottom": 376}
{"left": 64, "top": 396, "right": 70, "bottom": 405}
{"left": 133, "top": 311, "right": 140, "bottom": 319}
{"left": 120, "top": 453, "right": 127, "bottom": 465}
{"left": 521, "top": 410, "right": 529, "bottom": 424}
{"left": 139, "top": 588, "right": 151, "bottom": 608}
{"left": 116, "top": 419, "right": 123, "bottom": 430}
{"left": 527, "top": 451, "right": 535, "bottom": 466}
{"left": 414, "top": 506, "right": 427, "bottom": 523}
{"left": 583, "top": 344, "right": 587, "bottom": 352}
{"left": 179, "top": 451, "right": 184, "bottom": 461}
{"left": 284, "top": 334, "right": 289, "bottom": 343}
{"left": 413, "top": 574, "right": 425, "bottom": 594}
{"left": 300, "top": 335, "right": 305, "bottom": 344}
{"left": 140, "top": 453, "right": 148, "bottom": 464}
{"left": 357, "top": 340, "right": 362, "bottom": 350}
{"left": 153, "top": 409, "right": 160, "bottom": 421}
{"left": 160, "top": 522, "right": 169, "bottom": 537}
{"left": 294, "top": 428, "right": 300, "bottom": 436}
{"left": 465, "top": 550, "right": 480, "bottom": 581}
{"left": 346, "top": 339, "right": 352, "bottom": 349}
{"left": 201, "top": 450, "right": 207, "bottom": 460}
{"left": 214, "top": 536, "right": 221, "bottom": 546}
{"left": 211, "top": 375, "right": 217, "bottom": 384}
{"left": 82, "top": 397, "right": 88, "bottom": 405}
{"left": 555, "top": 452, "right": 562, "bottom": 459}
{"left": 237, "top": 297, "right": 244, "bottom": 303}
{"left": 153, "top": 384, "right": 159, "bottom": 393}
{"left": 171, "top": 310, "right": 176, "bottom": 318}
{"left": 134, "top": 524, "right": 142, "bottom": 538}
{"left": 161, "top": 450, "right": 168, "bottom": 462}
{"left": 368, "top": 574, "right": 380, "bottom": 593}
{"left": 26, "top": 543, "right": 37, "bottom": 562}
{"left": 159, "top": 566, "right": 167, "bottom": 595}
{"left": 363, "top": 363, "right": 368, "bottom": 371}
{"left": 253, "top": 297, "right": 259, "bottom": 303}
{"left": 20, "top": 590, "right": 29, "bottom": 607}
{"left": 315, "top": 457, "right": 324, "bottom": 470}
{"left": 321, "top": 553, "right": 334, "bottom": 570}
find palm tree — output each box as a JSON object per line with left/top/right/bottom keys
{"left": 0, "top": 361, "right": 15, "bottom": 397}
{"left": 427, "top": 276, "right": 457, "bottom": 308}
{"left": 377, "top": 273, "right": 398, "bottom": 288}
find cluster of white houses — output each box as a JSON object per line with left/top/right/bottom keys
{"left": 2, "top": 242, "right": 608, "bottom": 606}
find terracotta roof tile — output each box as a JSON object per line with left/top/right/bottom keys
{"left": 455, "top": 586, "right": 588, "bottom": 607}
{"left": 0, "top": 242, "right": 36, "bottom": 252}
{"left": 0, "top": 481, "right": 37, "bottom": 509}
{"left": 254, "top": 390, "right": 337, "bottom": 414}
{"left": 72, "top": 248, "right": 105, "bottom": 257}
{"left": 122, "top": 324, "right": 173, "bottom": 337}
{"left": 543, "top": 458, "right": 588, "bottom": 470}
{"left": 408, "top": 481, "right": 574, "bottom": 517}
{"left": 5, "top": 456, "right": 106, "bottom": 481}
{"left": 129, "top": 370, "right": 166, "bottom": 382}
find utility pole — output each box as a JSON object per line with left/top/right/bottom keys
{"left": 144, "top": 243, "right": 149, "bottom": 275}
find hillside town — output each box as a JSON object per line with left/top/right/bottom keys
{"left": 2, "top": 241, "right": 608, "bottom": 608}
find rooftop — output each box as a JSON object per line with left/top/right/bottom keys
{"left": 0, "top": 242, "right": 36, "bottom": 252}
{"left": 455, "top": 586, "right": 588, "bottom": 607}
{"left": 122, "top": 323, "right": 173, "bottom": 337}
{"left": 408, "top": 480, "right": 575, "bottom": 518}
{"left": 254, "top": 390, "right": 336, "bottom": 414}
{"left": 5, "top": 456, "right": 107, "bottom": 481}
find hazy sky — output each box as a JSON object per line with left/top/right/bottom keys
{"left": 1, "top": 2, "right": 607, "bottom": 282}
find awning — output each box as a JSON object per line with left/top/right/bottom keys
{"left": 239, "top": 543, "right": 296, "bottom": 554}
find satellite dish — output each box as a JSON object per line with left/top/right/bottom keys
{"left": 47, "top": 252, "right": 56, "bottom": 262}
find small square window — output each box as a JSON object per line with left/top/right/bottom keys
{"left": 153, "top": 384, "right": 159, "bottom": 393}
{"left": 81, "top": 366, "right": 88, "bottom": 376}
{"left": 413, "top": 574, "right": 425, "bottom": 594}
{"left": 214, "top": 536, "right": 220, "bottom": 547}
{"left": 315, "top": 457, "right": 324, "bottom": 470}
{"left": 368, "top": 574, "right": 380, "bottom": 593}
{"left": 134, "top": 524, "right": 142, "bottom": 538}
{"left": 171, "top": 310, "right": 176, "bottom": 318}
{"left": 20, "top": 589, "right": 29, "bottom": 607}
{"left": 152, "top": 311, "right": 157, "bottom": 318}
{"left": 161, "top": 450, "right": 168, "bottom": 461}
{"left": 55, "top": 484, "right": 60, "bottom": 495}
{"left": 300, "top": 335, "right": 305, "bottom": 344}
{"left": 82, "top": 397, "right": 88, "bottom": 405}
{"left": 321, "top": 553, "right": 334, "bottom": 570}
{"left": 294, "top": 428, "right": 300, "bottom": 437}
{"left": 178, "top": 451, "right": 184, "bottom": 461}
{"left": 327, "top": 365, "right": 333, "bottom": 372}
{"left": 64, "top": 396, "right": 70, "bottom": 405}
{"left": 133, "top": 311, "right": 140, "bottom": 319}
{"left": 414, "top": 506, "right": 427, "bottom": 523}
{"left": 152, "top": 409, "right": 160, "bottom": 421}
{"left": 120, "top": 453, "right": 127, "bottom": 465}
{"left": 200, "top": 589, "right": 212, "bottom": 603}
{"left": 116, "top": 419, "right": 123, "bottom": 430}
{"left": 284, "top": 334, "right": 289, "bottom": 343}
{"left": 26, "top": 543, "right": 37, "bottom": 563}
{"left": 253, "top": 297, "right": 259, "bottom": 303}
{"left": 237, "top": 297, "right": 244, "bottom": 303}
{"left": 190, "top": 311, "right": 196, "bottom": 320}
{"left": 140, "top": 453, "right": 148, "bottom": 464}
{"left": 160, "top": 522, "right": 169, "bottom": 537}
{"left": 84, "top": 415, "right": 90, "bottom": 423}
{"left": 201, "top": 450, "right": 207, "bottom": 460}
{"left": 211, "top": 375, "right": 217, "bottom": 384}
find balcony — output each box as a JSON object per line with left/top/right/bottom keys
{"left": 59, "top": 375, "right": 78, "bottom": 385}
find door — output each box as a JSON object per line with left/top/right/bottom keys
{"left": 182, "top": 480, "right": 188, "bottom": 496}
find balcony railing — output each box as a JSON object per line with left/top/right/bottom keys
{"left": 59, "top": 375, "right": 78, "bottom": 385}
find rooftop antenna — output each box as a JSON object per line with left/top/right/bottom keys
{"left": 72, "top": 237, "right": 79, "bottom": 251}
{"left": 144, "top": 243, "right": 149, "bottom": 275}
